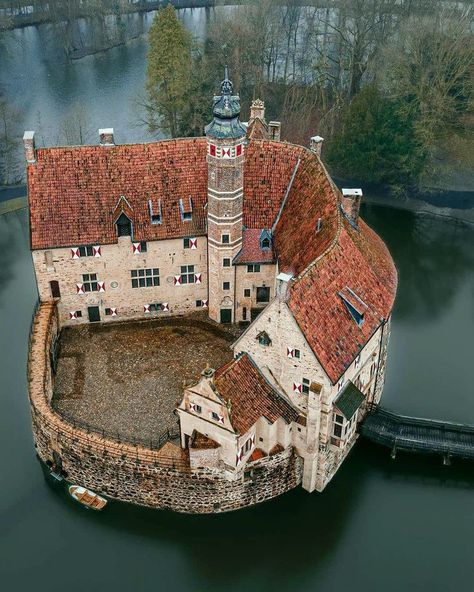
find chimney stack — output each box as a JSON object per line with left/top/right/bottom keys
{"left": 269, "top": 121, "right": 281, "bottom": 141}
{"left": 99, "top": 128, "right": 115, "bottom": 146}
{"left": 341, "top": 188, "right": 363, "bottom": 226}
{"left": 249, "top": 99, "right": 265, "bottom": 122}
{"left": 23, "top": 131, "right": 36, "bottom": 163}
{"left": 310, "top": 135, "right": 324, "bottom": 157}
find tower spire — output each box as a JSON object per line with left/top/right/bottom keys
{"left": 221, "top": 65, "right": 233, "bottom": 96}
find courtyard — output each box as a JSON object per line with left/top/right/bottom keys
{"left": 52, "top": 314, "right": 237, "bottom": 445}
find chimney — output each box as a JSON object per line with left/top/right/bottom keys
{"left": 310, "top": 135, "right": 324, "bottom": 157}
{"left": 99, "top": 128, "right": 115, "bottom": 146}
{"left": 276, "top": 272, "right": 293, "bottom": 301}
{"left": 341, "top": 188, "right": 363, "bottom": 226}
{"left": 249, "top": 99, "right": 265, "bottom": 122}
{"left": 269, "top": 121, "right": 281, "bottom": 141}
{"left": 23, "top": 131, "right": 36, "bottom": 163}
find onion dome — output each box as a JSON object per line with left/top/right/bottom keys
{"left": 205, "top": 66, "right": 247, "bottom": 141}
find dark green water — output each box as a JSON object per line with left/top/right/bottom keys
{"left": 0, "top": 205, "right": 473, "bottom": 591}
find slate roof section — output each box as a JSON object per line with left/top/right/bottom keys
{"left": 233, "top": 228, "right": 276, "bottom": 264}
{"left": 334, "top": 381, "right": 365, "bottom": 420}
{"left": 214, "top": 353, "right": 300, "bottom": 434}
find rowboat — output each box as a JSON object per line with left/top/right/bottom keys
{"left": 68, "top": 485, "right": 107, "bottom": 510}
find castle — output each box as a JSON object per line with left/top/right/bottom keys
{"left": 25, "top": 71, "right": 397, "bottom": 511}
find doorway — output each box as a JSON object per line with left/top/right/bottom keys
{"left": 50, "top": 280, "right": 60, "bottom": 298}
{"left": 88, "top": 306, "right": 100, "bottom": 323}
{"left": 220, "top": 308, "right": 232, "bottom": 324}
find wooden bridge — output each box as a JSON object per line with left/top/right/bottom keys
{"left": 360, "top": 407, "right": 474, "bottom": 463}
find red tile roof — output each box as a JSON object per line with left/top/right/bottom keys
{"left": 233, "top": 228, "right": 276, "bottom": 264}
{"left": 191, "top": 432, "right": 220, "bottom": 449}
{"left": 273, "top": 151, "right": 339, "bottom": 276}
{"left": 287, "top": 219, "right": 397, "bottom": 383}
{"left": 29, "top": 139, "right": 298, "bottom": 250}
{"left": 243, "top": 141, "right": 304, "bottom": 229}
{"left": 214, "top": 353, "right": 300, "bottom": 434}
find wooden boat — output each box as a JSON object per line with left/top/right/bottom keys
{"left": 68, "top": 485, "right": 107, "bottom": 511}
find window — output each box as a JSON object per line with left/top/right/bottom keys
{"left": 223, "top": 258, "right": 231, "bottom": 268}
{"left": 259, "top": 229, "right": 272, "bottom": 250}
{"left": 247, "top": 264, "right": 261, "bottom": 273}
{"left": 223, "top": 282, "right": 230, "bottom": 290}
{"left": 316, "top": 218, "right": 322, "bottom": 233}
{"left": 242, "top": 307, "right": 247, "bottom": 321}
{"left": 116, "top": 213, "right": 132, "bottom": 237}
{"left": 194, "top": 404, "right": 202, "bottom": 414}
{"left": 196, "top": 300, "right": 204, "bottom": 308}
{"left": 179, "top": 197, "right": 193, "bottom": 221}
{"left": 82, "top": 274, "right": 98, "bottom": 292}
{"left": 211, "top": 411, "right": 220, "bottom": 422}
{"left": 243, "top": 438, "right": 253, "bottom": 454}
{"left": 79, "top": 245, "right": 94, "bottom": 257}
{"left": 222, "top": 234, "right": 230, "bottom": 244}
{"left": 244, "top": 288, "right": 251, "bottom": 298}
{"left": 183, "top": 237, "right": 197, "bottom": 249}
{"left": 261, "top": 238, "right": 270, "bottom": 249}
{"left": 302, "top": 378, "right": 310, "bottom": 394}
{"left": 149, "top": 303, "right": 162, "bottom": 312}
{"left": 131, "top": 268, "right": 160, "bottom": 288}
{"left": 257, "top": 331, "right": 272, "bottom": 346}
{"left": 180, "top": 265, "right": 195, "bottom": 284}
{"left": 149, "top": 199, "right": 162, "bottom": 224}
{"left": 333, "top": 424, "right": 343, "bottom": 438}
{"left": 294, "top": 349, "right": 301, "bottom": 359}
{"left": 138, "top": 241, "right": 147, "bottom": 253}
{"left": 105, "top": 308, "right": 113, "bottom": 316}
{"left": 256, "top": 286, "right": 270, "bottom": 303}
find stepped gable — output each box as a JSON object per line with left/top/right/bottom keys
{"left": 243, "top": 140, "right": 304, "bottom": 229}
{"left": 28, "top": 138, "right": 209, "bottom": 250}
{"left": 233, "top": 228, "right": 276, "bottom": 264}
{"left": 214, "top": 353, "right": 299, "bottom": 434}
{"left": 287, "top": 219, "right": 397, "bottom": 384}
{"left": 273, "top": 148, "right": 339, "bottom": 276}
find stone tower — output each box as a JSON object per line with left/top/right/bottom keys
{"left": 205, "top": 68, "right": 247, "bottom": 324}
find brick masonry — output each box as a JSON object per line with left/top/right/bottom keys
{"left": 28, "top": 302, "right": 303, "bottom": 513}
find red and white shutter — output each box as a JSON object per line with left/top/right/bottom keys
{"left": 222, "top": 147, "right": 231, "bottom": 159}
{"left": 209, "top": 144, "right": 216, "bottom": 157}
{"left": 161, "top": 302, "right": 169, "bottom": 312}
{"left": 217, "top": 414, "right": 224, "bottom": 425}
{"left": 201, "top": 299, "right": 208, "bottom": 308}
{"left": 93, "top": 246, "right": 101, "bottom": 257}
{"left": 236, "top": 143, "right": 243, "bottom": 157}
{"left": 287, "top": 347, "right": 295, "bottom": 358}
{"left": 110, "top": 307, "right": 117, "bottom": 317}
{"left": 144, "top": 304, "right": 151, "bottom": 313}
{"left": 71, "top": 248, "right": 80, "bottom": 259}
{"left": 69, "top": 311, "right": 78, "bottom": 320}
{"left": 190, "top": 238, "right": 197, "bottom": 250}
{"left": 174, "top": 275, "right": 182, "bottom": 286}
{"left": 189, "top": 402, "right": 197, "bottom": 412}
{"left": 76, "top": 283, "right": 85, "bottom": 295}
{"left": 97, "top": 281, "right": 106, "bottom": 293}
{"left": 293, "top": 383, "right": 303, "bottom": 393}
{"left": 132, "top": 242, "right": 141, "bottom": 254}
{"left": 195, "top": 273, "right": 202, "bottom": 284}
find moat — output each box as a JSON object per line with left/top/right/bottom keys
{"left": 1, "top": 206, "right": 473, "bottom": 591}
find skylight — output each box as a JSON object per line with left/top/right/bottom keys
{"left": 338, "top": 287, "right": 368, "bottom": 327}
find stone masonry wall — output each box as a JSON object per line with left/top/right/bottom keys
{"left": 28, "top": 302, "right": 303, "bottom": 513}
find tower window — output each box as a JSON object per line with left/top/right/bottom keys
{"left": 222, "top": 234, "right": 230, "bottom": 244}
{"left": 223, "top": 258, "right": 231, "bottom": 268}
{"left": 244, "top": 288, "right": 251, "bottom": 297}
{"left": 223, "top": 282, "right": 230, "bottom": 290}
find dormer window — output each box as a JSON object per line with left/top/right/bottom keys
{"left": 338, "top": 287, "right": 367, "bottom": 327}
{"left": 257, "top": 331, "right": 272, "bottom": 346}
{"left": 116, "top": 212, "right": 132, "bottom": 237}
{"left": 149, "top": 199, "right": 162, "bottom": 224}
{"left": 180, "top": 197, "right": 193, "bottom": 222}
{"left": 259, "top": 229, "right": 272, "bottom": 250}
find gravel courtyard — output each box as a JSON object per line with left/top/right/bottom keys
{"left": 52, "top": 315, "right": 236, "bottom": 445}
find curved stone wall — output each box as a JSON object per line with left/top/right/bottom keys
{"left": 28, "top": 302, "right": 303, "bottom": 513}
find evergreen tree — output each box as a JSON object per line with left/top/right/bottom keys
{"left": 146, "top": 6, "right": 194, "bottom": 138}
{"left": 326, "top": 85, "right": 426, "bottom": 189}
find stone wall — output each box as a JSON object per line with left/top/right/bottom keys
{"left": 28, "top": 302, "right": 303, "bottom": 513}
